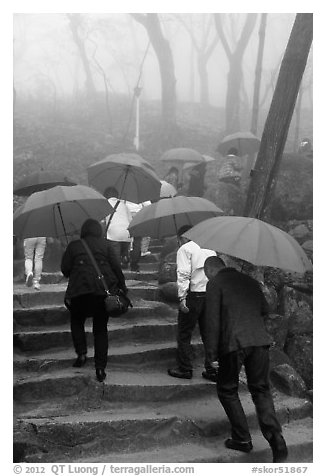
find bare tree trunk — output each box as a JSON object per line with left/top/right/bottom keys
{"left": 176, "top": 14, "right": 218, "bottom": 108}
{"left": 198, "top": 54, "right": 209, "bottom": 106}
{"left": 243, "top": 13, "right": 313, "bottom": 220}
{"left": 189, "top": 42, "right": 196, "bottom": 103}
{"left": 131, "top": 13, "right": 177, "bottom": 133}
{"left": 215, "top": 13, "right": 257, "bottom": 134}
{"left": 293, "top": 85, "right": 303, "bottom": 152}
{"left": 251, "top": 13, "right": 267, "bottom": 134}
{"left": 67, "top": 14, "right": 96, "bottom": 99}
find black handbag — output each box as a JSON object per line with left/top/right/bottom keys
{"left": 81, "top": 239, "right": 132, "bottom": 317}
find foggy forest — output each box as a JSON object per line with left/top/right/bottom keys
{"left": 13, "top": 13, "right": 312, "bottom": 199}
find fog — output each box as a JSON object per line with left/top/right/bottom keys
{"left": 13, "top": 13, "right": 311, "bottom": 109}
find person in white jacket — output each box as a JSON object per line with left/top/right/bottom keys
{"left": 168, "top": 224, "right": 217, "bottom": 381}
{"left": 104, "top": 187, "right": 132, "bottom": 268}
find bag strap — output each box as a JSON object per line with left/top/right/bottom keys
{"left": 105, "top": 199, "right": 120, "bottom": 236}
{"left": 81, "top": 238, "right": 110, "bottom": 294}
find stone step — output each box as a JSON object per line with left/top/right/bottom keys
{"left": 14, "top": 393, "right": 312, "bottom": 463}
{"left": 15, "top": 269, "right": 159, "bottom": 285}
{"left": 14, "top": 364, "right": 217, "bottom": 403}
{"left": 75, "top": 418, "right": 313, "bottom": 464}
{"left": 13, "top": 281, "right": 160, "bottom": 308}
{"left": 13, "top": 339, "right": 203, "bottom": 373}
{"left": 14, "top": 317, "right": 180, "bottom": 352}
{"left": 13, "top": 299, "right": 175, "bottom": 328}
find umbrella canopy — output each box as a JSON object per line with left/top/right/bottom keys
{"left": 183, "top": 155, "right": 216, "bottom": 170}
{"left": 160, "top": 180, "right": 177, "bottom": 198}
{"left": 217, "top": 131, "right": 260, "bottom": 157}
{"left": 87, "top": 153, "right": 161, "bottom": 203}
{"left": 160, "top": 148, "right": 204, "bottom": 165}
{"left": 183, "top": 216, "right": 312, "bottom": 274}
{"left": 13, "top": 185, "right": 113, "bottom": 240}
{"left": 128, "top": 196, "right": 223, "bottom": 239}
{"left": 13, "top": 171, "right": 77, "bottom": 196}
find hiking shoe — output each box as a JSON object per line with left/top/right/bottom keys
{"left": 202, "top": 370, "right": 217, "bottom": 382}
{"left": 168, "top": 368, "right": 192, "bottom": 379}
{"left": 96, "top": 368, "right": 106, "bottom": 382}
{"left": 25, "top": 272, "right": 33, "bottom": 287}
{"left": 73, "top": 354, "right": 87, "bottom": 368}
{"left": 269, "top": 433, "right": 288, "bottom": 463}
{"left": 225, "top": 438, "right": 253, "bottom": 453}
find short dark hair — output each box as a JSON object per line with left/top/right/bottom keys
{"left": 104, "top": 187, "right": 118, "bottom": 199}
{"left": 177, "top": 224, "right": 192, "bottom": 237}
{"left": 80, "top": 219, "right": 103, "bottom": 238}
{"left": 204, "top": 255, "right": 226, "bottom": 268}
{"left": 227, "top": 147, "right": 239, "bottom": 156}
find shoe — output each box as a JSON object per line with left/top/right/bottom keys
{"left": 96, "top": 368, "right": 106, "bottom": 382}
{"left": 25, "top": 272, "right": 33, "bottom": 287}
{"left": 33, "top": 282, "right": 41, "bottom": 290}
{"left": 168, "top": 368, "right": 192, "bottom": 379}
{"left": 202, "top": 370, "right": 217, "bottom": 382}
{"left": 73, "top": 354, "right": 87, "bottom": 368}
{"left": 141, "top": 251, "right": 151, "bottom": 257}
{"left": 269, "top": 433, "right": 288, "bottom": 463}
{"left": 225, "top": 438, "right": 253, "bottom": 453}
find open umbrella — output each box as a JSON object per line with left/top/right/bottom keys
{"left": 13, "top": 185, "right": 113, "bottom": 242}
{"left": 182, "top": 154, "right": 216, "bottom": 171}
{"left": 128, "top": 196, "right": 223, "bottom": 239}
{"left": 160, "top": 180, "right": 177, "bottom": 198}
{"left": 217, "top": 132, "right": 260, "bottom": 157}
{"left": 183, "top": 216, "right": 312, "bottom": 274}
{"left": 87, "top": 153, "right": 161, "bottom": 204}
{"left": 160, "top": 148, "right": 204, "bottom": 165}
{"left": 13, "top": 171, "right": 77, "bottom": 196}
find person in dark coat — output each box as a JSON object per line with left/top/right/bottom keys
{"left": 61, "top": 218, "right": 128, "bottom": 382}
{"left": 187, "top": 162, "right": 206, "bottom": 197}
{"left": 203, "top": 256, "right": 288, "bottom": 463}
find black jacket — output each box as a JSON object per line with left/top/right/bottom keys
{"left": 61, "top": 236, "right": 127, "bottom": 302}
{"left": 204, "top": 267, "right": 272, "bottom": 362}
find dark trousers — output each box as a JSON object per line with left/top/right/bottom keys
{"left": 107, "top": 240, "right": 129, "bottom": 265}
{"left": 176, "top": 293, "right": 213, "bottom": 372}
{"left": 217, "top": 345, "right": 282, "bottom": 443}
{"left": 130, "top": 237, "right": 142, "bottom": 269}
{"left": 69, "top": 294, "right": 109, "bottom": 370}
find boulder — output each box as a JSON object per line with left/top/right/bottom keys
{"left": 205, "top": 181, "right": 245, "bottom": 216}
{"left": 270, "top": 363, "right": 307, "bottom": 398}
{"left": 159, "top": 282, "right": 178, "bottom": 303}
{"left": 269, "top": 154, "right": 312, "bottom": 222}
{"left": 302, "top": 240, "right": 313, "bottom": 261}
{"left": 264, "top": 314, "right": 289, "bottom": 350}
{"left": 288, "top": 224, "right": 311, "bottom": 243}
{"left": 261, "top": 284, "right": 279, "bottom": 313}
{"left": 284, "top": 335, "right": 313, "bottom": 389}
{"left": 279, "top": 287, "right": 313, "bottom": 329}
{"left": 269, "top": 347, "right": 292, "bottom": 370}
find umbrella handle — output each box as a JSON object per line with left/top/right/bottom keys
{"left": 172, "top": 213, "right": 181, "bottom": 247}
{"left": 119, "top": 166, "right": 130, "bottom": 201}
{"left": 57, "top": 204, "right": 69, "bottom": 245}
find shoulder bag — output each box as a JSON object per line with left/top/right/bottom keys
{"left": 81, "top": 239, "right": 132, "bottom": 317}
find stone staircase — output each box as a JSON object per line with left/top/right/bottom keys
{"left": 13, "top": 241, "right": 313, "bottom": 463}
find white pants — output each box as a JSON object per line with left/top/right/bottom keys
{"left": 24, "top": 237, "right": 46, "bottom": 283}
{"left": 141, "top": 236, "right": 151, "bottom": 254}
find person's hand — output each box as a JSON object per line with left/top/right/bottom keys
{"left": 210, "top": 361, "right": 219, "bottom": 370}
{"left": 179, "top": 299, "right": 189, "bottom": 313}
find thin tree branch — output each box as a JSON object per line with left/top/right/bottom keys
{"left": 214, "top": 13, "right": 232, "bottom": 59}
